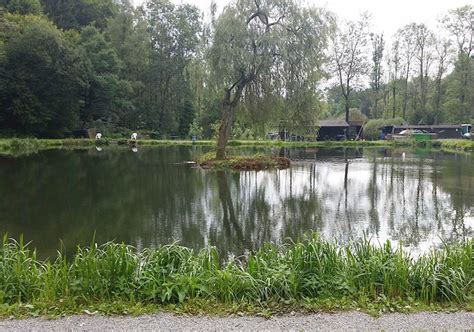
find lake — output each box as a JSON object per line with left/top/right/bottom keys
{"left": 0, "top": 146, "right": 472, "bottom": 258}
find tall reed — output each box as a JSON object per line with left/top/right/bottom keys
{"left": 0, "top": 234, "right": 471, "bottom": 309}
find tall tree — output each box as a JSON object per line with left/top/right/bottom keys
{"left": 144, "top": 0, "right": 201, "bottom": 136}
{"left": 370, "top": 33, "right": 384, "bottom": 118}
{"left": 442, "top": 5, "right": 474, "bottom": 121}
{"left": 210, "top": 0, "right": 330, "bottom": 158}
{"left": 0, "top": 14, "right": 86, "bottom": 137}
{"left": 41, "top": 0, "right": 118, "bottom": 30}
{"left": 387, "top": 35, "right": 401, "bottom": 118}
{"left": 78, "top": 25, "right": 132, "bottom": 127}
{"left": 330, "top": 13, "right": 370, "bottom": 127}
{"left": 432, "top": 38, "right": 451, "bottom": 123}
{"left": 105, "top": 0, "right": 151, "bottom": 128}
{"left": 397, "top": 24, "right": 417, "bottom": 120}
{"left": 412, "top": 23, "right": 435, "bottom": 123}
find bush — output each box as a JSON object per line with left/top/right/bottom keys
{"left": 364, "top": 118, "right": 405, "bottom": 140}
{"left": 7, "top": 138, "right": 40, "bottom": 151}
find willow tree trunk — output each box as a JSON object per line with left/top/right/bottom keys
{"left": 215, "top": 101, "right": 236, "bottom": 160}
{"left": 215, "top": 78, "right": 247, "bottom": 160}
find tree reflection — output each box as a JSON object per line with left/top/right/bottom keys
{"left": 368, "top": 155, "right": 380, "bottom": 234}
{"left": 0, "top": 147, "right": 471, "bottom": 258}
{"left": 214, "top": 171, "right": 245, "bottom": 251}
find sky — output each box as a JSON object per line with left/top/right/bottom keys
{"left": 132, "top": 0, "right": 471, "bottom": 37}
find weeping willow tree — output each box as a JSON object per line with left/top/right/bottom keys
{"left": 209, "top": 0, "right": 330, "bottom": 159}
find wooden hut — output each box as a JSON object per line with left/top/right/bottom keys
{"left": 317, "top": 120, "right": 349, "bottom": 141}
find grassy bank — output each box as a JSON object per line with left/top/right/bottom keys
{"left": 0, "top": 138, "right": 95, "bottom": 155}
{"left": 0, "top": 234, "right": 471, "bottom": 318}
{"left": 425, "top": 139, "right": 474, "bottom": 152}
{"left": 0, "top": 138, "right": 473, "bottom": 156}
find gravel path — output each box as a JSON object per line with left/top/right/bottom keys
{"left": 0, "top": 312, "right": 472, "bottom": 331}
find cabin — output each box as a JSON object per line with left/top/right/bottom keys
{"left": 317, "top": 120, "right": 349, "bottom": 141}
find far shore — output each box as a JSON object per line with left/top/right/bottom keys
{"left": 0, "top": 137, "right": 473, "bottom": 155}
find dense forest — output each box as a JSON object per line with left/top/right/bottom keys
{"left": 0, "top": 0, "right": 472, "bottom": 139}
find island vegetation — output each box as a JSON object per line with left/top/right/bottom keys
{"left": 198, "top": 152, "right": 291, "bottom": 171}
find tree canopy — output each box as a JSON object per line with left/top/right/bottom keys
{"left": 0, "top": 14, "right": 85, "bottom": 137}
{"left": 0, "top": 1, "right": 472, "bottom": 141}
{"left": 209, "top": 0, "right": 330, "bottom": 157}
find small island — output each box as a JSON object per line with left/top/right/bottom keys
{"left": 198, "top": 154, "right": 290, "bottom": 171}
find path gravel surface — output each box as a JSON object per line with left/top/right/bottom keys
{"left": 0, "top": 311, "right": 472, "bottom": 331}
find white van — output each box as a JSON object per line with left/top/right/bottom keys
{"left": 461, "top": 124, "right": 472, "bottom": 139}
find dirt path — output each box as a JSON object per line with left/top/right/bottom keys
{"left": 0, "top": 312, "right": 472, "bottom": 331}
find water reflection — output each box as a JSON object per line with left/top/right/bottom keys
{"left": 0, "top": 146, "right": 472, "bottom": 258}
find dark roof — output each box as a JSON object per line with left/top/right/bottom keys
{"left": 318, "top": 120, "right": 349, "bottom": 127}
{"left": 393, "top": 125, "right": 462, "bottom": 129}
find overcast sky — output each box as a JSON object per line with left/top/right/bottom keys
{"left": 132, "top": 0, "right": 471, "bottom": 37}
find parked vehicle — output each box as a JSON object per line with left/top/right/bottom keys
{"left": 461, "top": 124, "right": 472, "bottom": 139}
{"left": 392, "top": 129, "right": 437, "bottom": 141}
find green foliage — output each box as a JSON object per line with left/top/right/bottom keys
{"left": 143, "top": 0, "right": 201, "bottom": 135}
{"left": 324, "top": 6, "right": 474, "bottom": 126}
{"left": 178, "top": 102, "right": 196, "bottom": 138}
{"left": 0, "top": 1, "right": 201, "bottom": 138}
{"left": 1, "top": 0, "right": 42, "bottom": 14}
{"left": 0, "top": 1, "right": 472, "bottom": 140}
{"left": 207, "top": 0, "right": 331, "bottom": 158}
{"left": 0, "top": 235, "right": 471, "bottom": 314}
{"left": 337, "top": 108, "right": 369, "bottom": 123}
{"left": 104, "top": 1, "right": 150, "bottom": 130}
{"left": 6, "top": 138, "right": 40, "bottom": 152}
{"left": 363, "top": 118, "right": 405, "bottom": 140}
{"left": 188, "top": 118, "right": 203, "bottom": 139}
{"left": 231, "top": 122, "right": 256, "bottom": 140}
{"left": 78, "top": 25, "right": 133, "bottom": 127}
{"left": 41, "top": 0, "right": 118, "bottom": 30}
{"left": 198, "top": 154, "right": 290, "bottom": 171}
{"left": 210, "top": 121, "right": 221, "bottom": 140}
{"left": 436, "top": 139, "right": 474, "bottom": 152}
{"left": 0, "top": 14, "right": 86, "bottom": 137}
{"left": 443, "top": 54, "right": 474, "bottom": 123}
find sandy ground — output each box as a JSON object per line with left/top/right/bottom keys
{"left": 0, "top": 311, "right": 472, "bottom": 331}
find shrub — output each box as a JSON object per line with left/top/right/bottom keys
{"left": 364, "top": 118, "right": 405, "bottom": 140}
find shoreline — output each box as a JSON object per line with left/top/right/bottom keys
{"left": 0, "top": 138, "right": 473, "bottom": 156}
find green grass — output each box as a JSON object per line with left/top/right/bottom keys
{"left": 0, "top": 138, "right": 96, "bottom": 155}
{"left": 0, "top": 138, "right": 472, "bottom": 156}
{"left": 390, "top": 138, "right": 474, "bottom": 152}
{"left": 431, "top": 139, "right": 474, "bottom": 152}
{"left": 0, "top": 234, "right": 471, "bottom": 318}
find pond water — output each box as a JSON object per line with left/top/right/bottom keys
{"left": 0, "top": 146, "right": 472, "bottom": 258}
